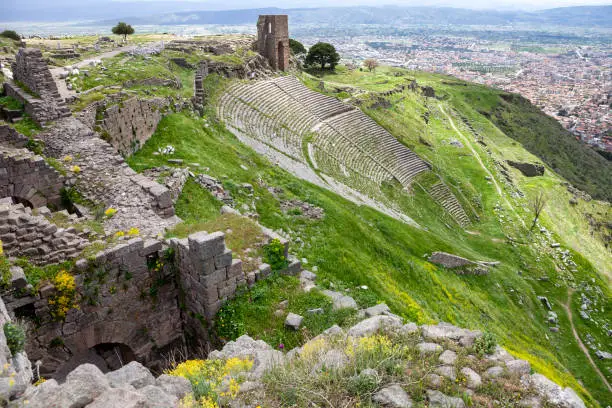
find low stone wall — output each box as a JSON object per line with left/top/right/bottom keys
{"left": 0, "top": 203, "right": 88, "bottom": 264}
{"left": 506, "top": 160, "right": 545, "bottom": 177}
{"left": 0, "top": 145, "right": 64, "bottom": 209}
{"left": 3, "top": 82, "right": 70, "bottom": 126}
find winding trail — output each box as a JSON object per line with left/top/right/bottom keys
{"left": 562, "top": 289, "right": 612, "bottom": 393}
{"left": 439, "top": 104, "right": 526, "bottom": 228}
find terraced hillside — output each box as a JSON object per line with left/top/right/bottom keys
{"left": 218, "top": 76, "right": 470, "bottom": 226}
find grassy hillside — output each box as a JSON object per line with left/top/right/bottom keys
{"left": 125, "top": 62, "right": 610, "bottom": 406}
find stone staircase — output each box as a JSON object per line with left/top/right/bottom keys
{"left": 427, "top": 182, "right": 470, "bottom": 227}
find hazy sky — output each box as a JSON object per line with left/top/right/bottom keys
{"left": 5, "top": 0, "right": 612, "bottom": 10}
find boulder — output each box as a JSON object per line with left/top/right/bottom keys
{"left": 460, "top": 367, "right": 482, "bottom": 388}
{"left": 372, "top": 384, "right": 413, "bottom": 408}
{"left": 140, "top": 385, "right": 179, "bottom": 408}
{"left": 285, "top": 313, "right": 304, "bottom": 330}
{"left": 422, "top": 322, "right": 482, "bottom": 345}
{"left": 417, "top": 342, "right": 443, "bottom": 354}
{"left": 62, "top": 364, "right": 111, "bottom": 407}
{"left": 321, "top": 290, "right": 358, "bottom": 310}
{"left": 526, "top": 374, "right": 585, "bottom": 408}
{"left": 506, "top": 161, "right": 545, "bottom": 177}
{"left": 435, "top": 365, "right": 457, "bottom": 381}
{"left": 485, "top": 366, "right": 504, "bottom": 378}
{"left": 399, "top": 322, "right": 419, "bottom": 335}
{"left": 427, "top": 390, "right": 466, "bottom": 408}
{"left": 364, "top": 303, "right": 391, "bottom": 317}
{"left": 87, "top": 387, "right": 147, "bottom": 408}
{"left": 155, "top": 374, "right": 192, "bottom": 399}
{"left": 106, "top": 361, "right": 155, "bottom": 389}
{"left": 428, "top": 252, "right": 474, "bottom": 268}
{"left": 209, "top": 335, "right": 284, "bottom": 378}
{"left": 425, "top": 373, "right": 442, "bottom": 389}
{"left": 314, "top": 349, "right": 348, "bottom": 371}
{"left": 347, "top": 315, "right": 402, "bottom": 337}
{"left": 439, "top": 350, "right": 457, "bottom": 365}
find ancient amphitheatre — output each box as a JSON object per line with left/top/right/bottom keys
{"left": 0, "top": 12, "right": 609, "bottom": 408}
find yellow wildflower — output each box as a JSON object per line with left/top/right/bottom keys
{"left": 70, "top": 165, "right": 81, "bottom": 173}
{"left": 127, "top": 227, "right": 140, "bottom": 237}
{"left": 62, "top": 155, "right": 73, "bottom": 163}
{"left": 104, "top": 208, "right": 117, "bottom": 218}
{"left": 115, "top": 231, "right": 125, "bottom": 238}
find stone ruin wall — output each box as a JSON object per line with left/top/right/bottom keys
{"left": 94, "top": 97, "right": 169, "bottom": 157}
{"left": 4, "top": 48, "right": 71, "bottom": 125}
{"left": 0, "top": 203, "right": 89, "bottom": 264}
{"left": 2, "top": 229, "right": 292, "bottom": 379}
{"left": 0, "top": 145, "right": 65, "bottom": 210}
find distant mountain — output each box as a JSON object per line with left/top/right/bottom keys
{"left": 100, "top": 5, "right": 612, "bottom": 28}
{"left": 1, "top": 2, "right": 611, "bottom": 28}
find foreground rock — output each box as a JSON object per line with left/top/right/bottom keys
{"left": 18, "top": 362, "right": 190, "bottom": 408}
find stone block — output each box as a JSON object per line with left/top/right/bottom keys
{"left": 227, "top": 259, "right": 243, "bottom": 278}
{"left": 188, "top": 231, "right": 226, "bottom": 262}
{"left": 10, "top": 266, "right": 27, "bottom": 289}
{"left": 214, "top": 249, "right": 233, "bottom": 269}
{"left": 140, "top": 239, "right": 163, "bottom": 256}
{"left": 258, "top": 263, "right": 272, "bottom": 278}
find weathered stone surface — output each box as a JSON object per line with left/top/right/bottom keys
{"left": 322, "top": 290, "right": 358, "bottom": 310}
{"left": 427, "top": 390, "right": 466, "bottom": 408}
{"left": 87, "top": 387, "right": 148, "bottom": 408}
{"left": 399, "top": 322, "right": 419, "bottom": 335}
{"left": 155, "top": 374, "right": 192, "bottom": 399}
{"left": 373, "top": 384, "right": 413, "bottom": 407}
{"left": 347, "top": 315, "right": 402, "bottom": 337}
{"left": 209, "top": 335, "right": 284, "bottom": 378}
{"left": 314, "top": 349, "right": 348, "bottom": 371}
{"left": 62, "top": 363, "right": 111, "bottom": 407}
{"left": 106, "top": 361, "right": 155, "bottom": 389}
{"left": 417, "top": 342, "right": 443, "bottom": 354}
{"left": 364, "top": 303, "right": 391, "bottom": 317}
{"left": 439, "top": 350, "right": 457, "bottom": 365}
{"left": 506, "top": 359, "right": 531, "bottom": 376}
{"left": 140, "top": 384, "right": 179, "bottom": 408}
{"left": 435, "top": 365, "right": 457, "bottom": 381}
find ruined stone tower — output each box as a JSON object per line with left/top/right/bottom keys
{"left": 257, "top": 15, "right": 289, "bottom": 71}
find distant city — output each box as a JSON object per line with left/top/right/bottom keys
{"left": 294, "top": 26, "right": 611, "bottom": 152}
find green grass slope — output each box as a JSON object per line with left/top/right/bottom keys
{"left": 127, "top": 67, "right": 610, "bottom": 406}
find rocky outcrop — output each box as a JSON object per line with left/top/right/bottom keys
{"left": 506, "top": 160, "right": 545, "bottom": 177}
{"left": 18, "top": 361, "right": 191, "bottom": 408}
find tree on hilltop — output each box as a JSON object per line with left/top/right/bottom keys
{"left": 289, "top": 39, "right": 306, "bottom": 55}
{"left": 305, "top": 42, "right": 340, "bottom": 71}
{"left": 0, "top": 30, "right": 20, "bottom": 41}
{"left": 112, "top": 22, "right": 135, "bottom": 41}
{"left": 363, "top": 58, "right": 378, "bottom": 72}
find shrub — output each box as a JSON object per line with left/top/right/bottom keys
{"left": 3, "top": 322, "right": 26, "bottom": 355}
{"left": 167, "top": 358, "right": 253, "bottom": 407}
{"left": 474, "top": 332, "right": 496, "bottom": 356}
{"left": 263, "top": 238, "right": 288, "bottom": 271}
{"left": 48, "top": 271, "right": 78, "bottom": 321}
{"left": 0, "top": 30, "right": 20, "bottom": 41}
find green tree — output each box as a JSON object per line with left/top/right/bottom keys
{"left": 111, "top": 22, "right": 135, "bottom": 41}
{"left": 0, "top": 30, "right": 20, "bottom": 41}
{"left": 305, "top": 42, "right": 340, "bottom": 71}
{"left": 289, "top": 38, "right": 306, "bottom": 55}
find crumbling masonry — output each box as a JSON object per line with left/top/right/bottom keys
{"left": 257, "top": 15, "right": 290, "bottom": 71}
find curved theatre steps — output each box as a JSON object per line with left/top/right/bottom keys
{"left": 219, "top": 75, "right": 470, "bottom": 227}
